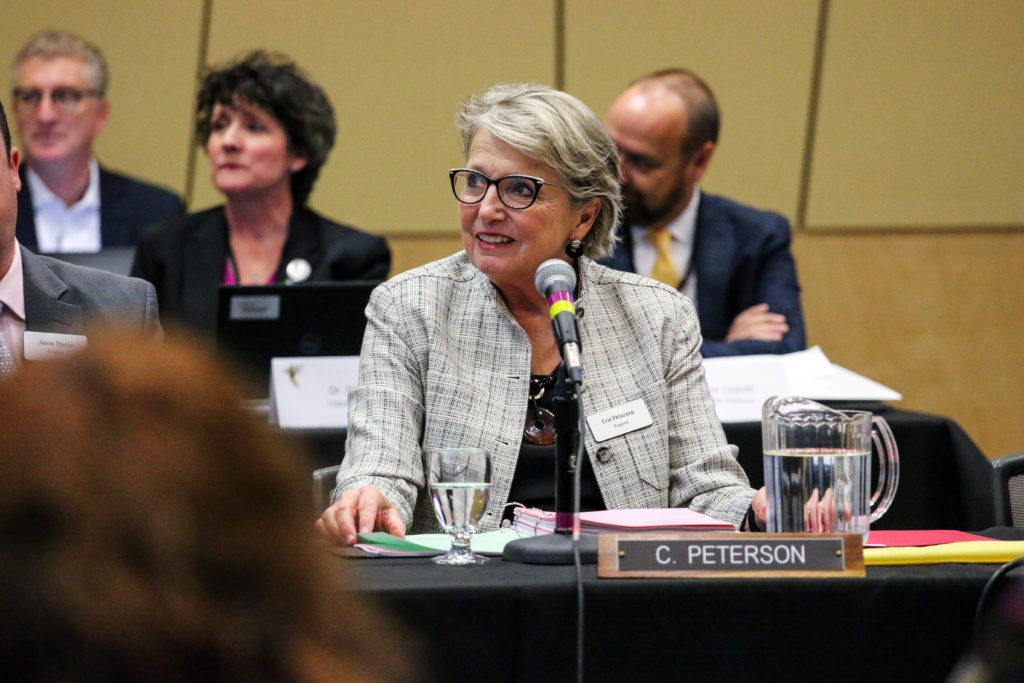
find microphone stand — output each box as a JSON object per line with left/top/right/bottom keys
{"left": 503, "top": 362, "right": 599, "bottom": 565}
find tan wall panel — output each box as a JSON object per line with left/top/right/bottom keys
{"left": 389, "top": 233, "right": 463, "bottom": 277}
{"left": 0, "top": 1, "right": 204, "bottom": 196}
{"left": 194, "top": 0, "right": 555, "bottom": 235}
{"left": 807, "top": 0, "right": 1024, "bottom": 228}
{"left": 565, "top": 0, "right": 820, "bottom": 222}
{"left": 793, "top": 231, "right": 1024, "bottom": 459}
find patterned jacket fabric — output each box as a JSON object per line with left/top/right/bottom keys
{"left": 335, "top": 252, "right": 754, "bottom": 533}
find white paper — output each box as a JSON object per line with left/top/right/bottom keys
{"left": 702, "top": 346, "right": 902, "bottom": 423}
{"left": 268, "top": 356, "right": 360, "bottom": 428}
{"left": 702, "top": 355, "right": 787, "bottom": 423}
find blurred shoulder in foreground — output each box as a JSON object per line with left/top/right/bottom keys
{"left": 0, "top": 331, "right": 414, "bottom": 682}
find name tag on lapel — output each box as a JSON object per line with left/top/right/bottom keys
{"left": 23, "top": 331, "right": 88, "bottom": 360}
{"left": 586, "top": 399, "right": 653, "bottom": 442}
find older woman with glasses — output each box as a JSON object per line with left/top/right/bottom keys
{"left": 318, "top": 83, "right": 765, "bottom": 546}
{"left": 131, "top": 50, "right": 390, "bottom": 335}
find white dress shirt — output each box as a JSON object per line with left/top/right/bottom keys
{"left": 27, "top": 158, "right": 102, "bottom": 253}
{"left": 630, "top": 186, "right": 701, "bottom": 302}
{"left": 0, "top": 245, "right": 27, "bottom": 364}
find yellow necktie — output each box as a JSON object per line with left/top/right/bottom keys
{"left": 647, "top": 226, "right": 680, "bottom": 288}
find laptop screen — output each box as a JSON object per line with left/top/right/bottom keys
{"left": 216, "top": 280, "right": 380, "bottom": 397}
{"left": 48, "top": 247, "right": 136, "bottom": 276}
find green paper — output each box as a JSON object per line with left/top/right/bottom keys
{"left": 355, "top": 529, "right": 521, "bottom": 556}
{"left": 355, "top": 531, "right": 439, "bottom": 552}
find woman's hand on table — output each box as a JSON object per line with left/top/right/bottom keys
{"left": 752, "top": 486, "right": 767, "bottom": 530}
{"left": 316, "top": 485, "right": 406, "bottom": 546}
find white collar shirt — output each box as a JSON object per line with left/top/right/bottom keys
{"left": 630, "top": 186, "right": 700, "bottom": 303}
{"left": 27, "top": 158, "right": 102, "bottom": 253}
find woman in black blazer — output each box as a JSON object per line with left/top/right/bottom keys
{"left": 131, "top": 50, "right": 390, "bottom": 335}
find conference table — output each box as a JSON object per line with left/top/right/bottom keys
{"left": 296, "top": 402, "right": 995, "bottom": 530}
{"left": 340, "top": 533, "right": 1017, "bottom": 682}
{"left": 339, "top": 529, "right": 1022, "bottom": 682}
{"left": 315, "top": 404, "right": 1002, "bottom": 680}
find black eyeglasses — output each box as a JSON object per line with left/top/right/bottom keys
{"left": 11, "top": 87, "right": 101, "bottom": 112}
{"left": 449, "top": 168, "right": 568, "bottom": 210}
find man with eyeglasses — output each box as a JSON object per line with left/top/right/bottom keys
{"left": 10, "top": 30, "right": 183, "bottom": 254}
{"left": 0, "top": 94, "right": 161, "bottom": 377}
{"left": 601, "top": 68, "right": 805, "bottom": 357}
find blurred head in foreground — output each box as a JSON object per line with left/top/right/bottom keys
{"left": 0, "top": 332, "right": 410, "bottom": 682}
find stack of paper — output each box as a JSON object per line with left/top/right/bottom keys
{"left": 513, "top": 507, "right": 736, "bottom": 536}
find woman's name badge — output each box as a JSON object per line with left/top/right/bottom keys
{"left": 586, "top": 399, "right": 653, "bottom": 442}
{"left": 23, "top": 331, "right": 88, "bottom": 360}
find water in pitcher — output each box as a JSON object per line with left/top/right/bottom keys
{"left": 763, "top": 448, "right": 871, "bottom": 537}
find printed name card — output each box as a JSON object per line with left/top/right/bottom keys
{"left": 586, "top": 399, "right": 654, "bottom": 442}
{"left": 597, "top": 533, "right": 864, "bottom": 578}
{"left": 268, "top": 356, "right": 360, "bottom": 428}
{"left": 23, "top": 331, "right": 88, "bottom": 360}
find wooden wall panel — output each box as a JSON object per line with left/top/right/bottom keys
{"left": 564, "top": 0, "right": 820, "bottom": 222}
{"left": 0, "top": 1, "right": 205, "bottom": 196}
{"left": 793, "top": 230, "right": 1024, "bottom": 458}
{"left": 195, "top": 0, "right": 556, "bottom": 236}
{"left": 807, "top": 0, "right": 1024, "bottom": 228}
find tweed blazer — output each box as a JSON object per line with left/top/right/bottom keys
{"left": 335, "top": 252, "right": 754, "bottom": 533}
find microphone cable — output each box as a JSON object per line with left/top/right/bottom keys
{"left": 572, "top": 381, "right": 586, "bottom": 682}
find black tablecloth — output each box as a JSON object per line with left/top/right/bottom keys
{"left": 342, "top": 546, "right": 1014, "bottom": 683}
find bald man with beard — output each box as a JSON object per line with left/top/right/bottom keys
{"left": 601, "top": 68, "right": 805, "bottom": 357}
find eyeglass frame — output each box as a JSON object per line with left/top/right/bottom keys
{"left": 11, "top": 86, "right": 103, "bottom": 112}
{"left": 449, "top": 168, "right": 570, "bottom": 210}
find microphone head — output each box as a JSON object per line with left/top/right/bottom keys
{"left": 535, "top": 259, "right": 577, "bottom": 298}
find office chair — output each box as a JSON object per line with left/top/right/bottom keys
{"left": 992, "top": 451, "right": 1024, "bottom": 527}
{"left": 313, "top": 464, "right": 341, "bottom": 515}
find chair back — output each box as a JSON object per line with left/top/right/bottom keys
{"left": 992, "top": 452, "right": 1024, "bottom": 527}
{"left": 313, "top": 465, "right": 341, "bottom": 515}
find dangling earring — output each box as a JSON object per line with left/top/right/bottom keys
{"left": 564, "top": 239, "right": 582, "bottom": 259}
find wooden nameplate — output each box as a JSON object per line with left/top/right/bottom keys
{"left": 597, "top": 532, "right": 864, "bottom": 578}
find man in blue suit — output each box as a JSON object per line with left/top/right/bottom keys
{"left": 602, "top": 69, "right": 805, "bottom": 357}
{"left": 10, "top": 30, "right": 182, "bottom": 253}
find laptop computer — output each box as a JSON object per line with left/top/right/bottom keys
{"left": 49, "top": 246, "right": 136, "bottom": 276}
{"left": 216, "top": 280, "right": 380, "bottom": 397}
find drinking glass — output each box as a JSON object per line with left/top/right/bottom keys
{"left": 425, "top": 447, "right": 492, "bottom": 565}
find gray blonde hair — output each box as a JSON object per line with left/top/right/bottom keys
{"left": 12, "top": 30, "right": 108, "bottom": 95}
{"left": 457, "top": 83, "right": 622, "bottom": 259}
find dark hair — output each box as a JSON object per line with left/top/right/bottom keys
{"left": 633, "top": 68, "right": 720, "bottom": 157}
{"left": 0, "top": 96, "right": 11, "bottom": 161}
{"left": 195, "top": 50, "right": 335, "bottom": 206}
{"left": 0, "top": 331, "right": 413, "bottom": 682}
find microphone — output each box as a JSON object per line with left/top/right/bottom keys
{"left": 535, "top": 259, "right": 582, "bottom": 385}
